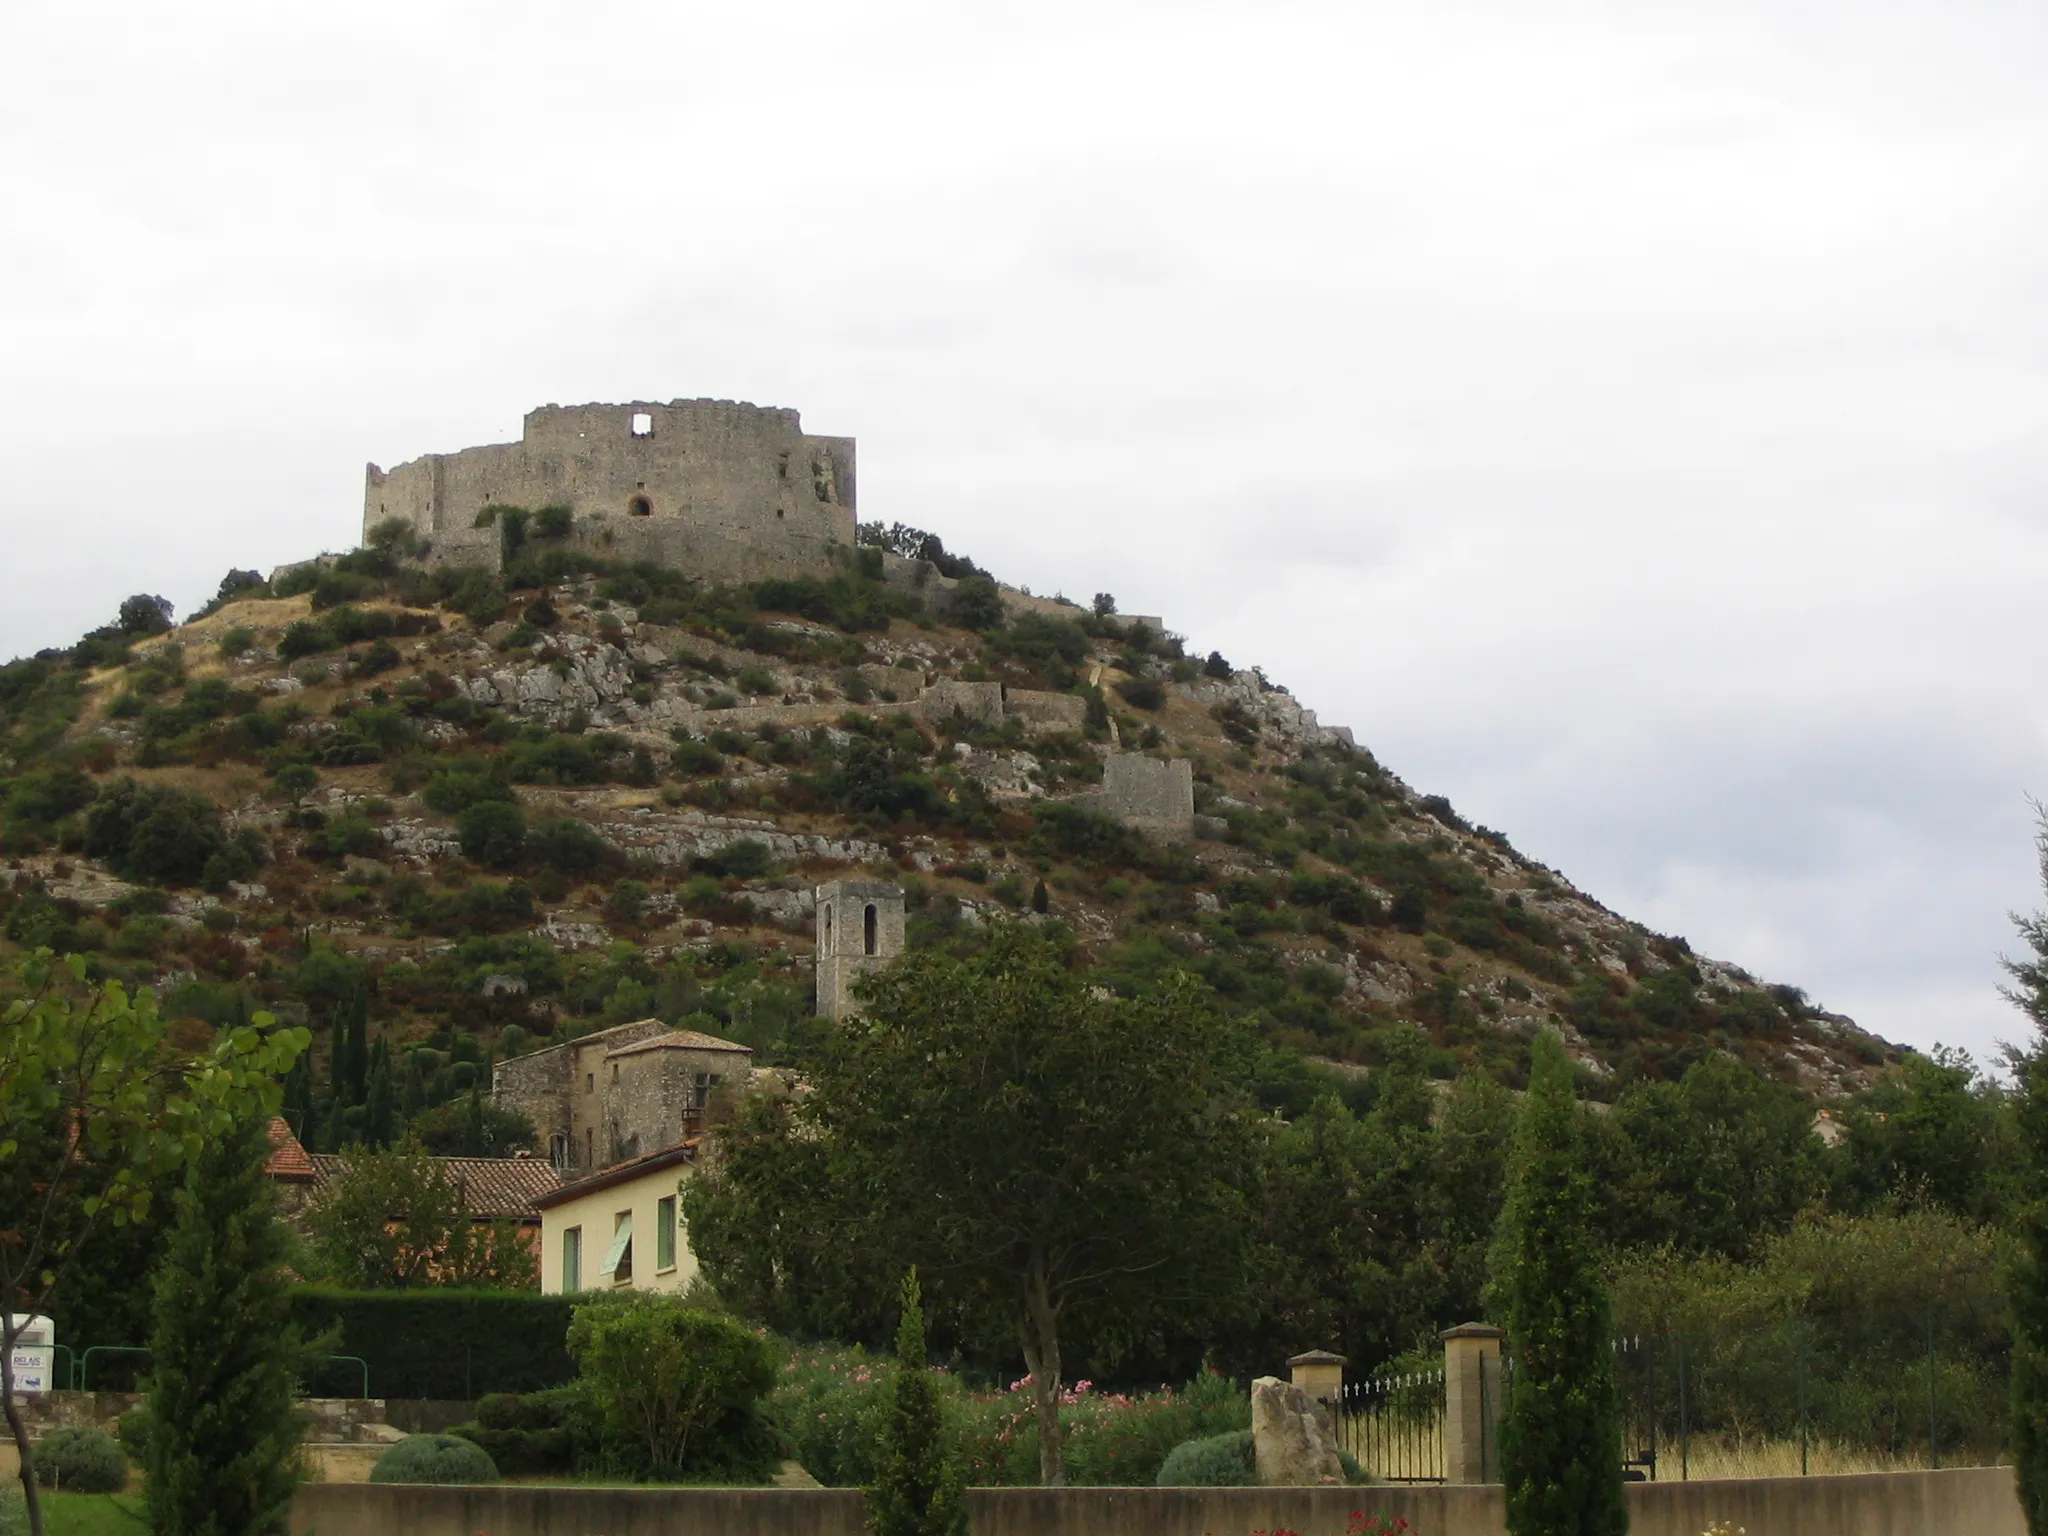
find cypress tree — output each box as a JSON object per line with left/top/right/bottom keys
{"left": 866, "top": 1271, "right": 964, "bottom": 1536}
{"left": 400, "top": 1052, "right": 427, "bottom": 1121}
{"left": 1494, "top": 1030, "right": 1626, "bottom": 1536}
{"left": 2006, "top": 813, "right": 2048, "bottom": 1534}
{"left": 145, "top": 1113, "right": 306, "bottom": 1536}
{"left": 365, "top": 1041, "right": 395, "bottom": 1149}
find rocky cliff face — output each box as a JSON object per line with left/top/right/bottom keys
{"left": 0, "top": 557, "right": 1894, "bottom": 1102}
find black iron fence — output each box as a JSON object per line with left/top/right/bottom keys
{"left": 1335, "top": 1367, "right": 1446, "bottom": 1482}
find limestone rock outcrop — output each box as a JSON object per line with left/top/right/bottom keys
{"left": 1249, "top": 1375, "right": 1345, "bottom": 1487}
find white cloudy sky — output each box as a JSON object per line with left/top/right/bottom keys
{"left": 4, "top": 0, "right": 2045, "bottom": 1064}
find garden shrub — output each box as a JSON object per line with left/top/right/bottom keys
{"left": 34, "top": 1427, "right": 127, "bottom": 1492}
{"left": 116, "top": 1405, "right": 151, "bottom": 1464}
{"left": 370, "top": 1433, "right": 498, "bottom": 1485}
{"left": 568, "top": 1296, "right": 780, "bottom": 1481}
{"left": 1155, "top": 1428, "right": 1253, "bottom": 1486}
{"left": 453, "top": 1384, "right": 596, "bottom": 1475}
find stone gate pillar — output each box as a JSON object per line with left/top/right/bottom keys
{"left": 1287, "top": 1349, "right": 1346, "bottom": 1409}
{"left": 1440, "top": 1322, "right": 1506, "bottom": 1484}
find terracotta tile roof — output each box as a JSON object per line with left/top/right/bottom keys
{"left": 532, "top": 1138, "right": 701, "bottom": 1210}
{"left": 305, "top": 1153, "right": 562, "bottom": 1222}
{"left": 605, "top": 1028, "right": 753, "bottom": 1059}
{"left": 264, "top": 1118, "right": 318, "bottom": 1182}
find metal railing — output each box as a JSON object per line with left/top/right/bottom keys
{"left": 1337, "top": 1368, "right": 1446, "bottom": 1482}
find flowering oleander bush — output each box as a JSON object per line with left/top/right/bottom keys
{"left": 769, "top": 1340, "right": 1248, "bottom": 1487}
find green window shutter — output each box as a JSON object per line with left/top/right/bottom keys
{"left": 562, "top": 1227, "right": 581, "bottom": 1293}
{"left": 603, "top": 1212, "right": 634, "bottom": 1281}
{"left": 657, "top": 1195, "right": 676, "bottom": 1270}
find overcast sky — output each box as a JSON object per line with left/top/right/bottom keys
{"left": 4, "top": 0, "right": 2045, "bottom": 1066}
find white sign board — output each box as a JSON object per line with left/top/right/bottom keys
{"left": 7, "top": 1346, "right": 53, "bottom": 1394}
{"left": 6, "top": 1316, "right": 55, "bottom": 1396}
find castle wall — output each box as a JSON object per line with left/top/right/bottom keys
{"left": 365, "top": 400, "right": 855, "bottom": 584}
{"left": 1076, "top": 755, "right": 1196, "bottom": 841}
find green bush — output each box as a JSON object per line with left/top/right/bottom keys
{"left": 458, "top": 799, "right": 526, "bottom": 868}
{"left": 286, "top": 1289, "right": 577, "bottom": 1398}
{"left": 527, "top": 816, "right": 611, "bottom": 875}
{"left": 82, "top": 778, "right": 226, "bottom": 886}
{"left": 370, "top": 1433, "right": 498, "bottom": 1485}
{"left": 568, "top": 1296, "right": 779, "bottom": 1481}
{"left": 454, "top": 1385, "right": 596, "bottom": 1476}
{"left": 34, "top": 1427, "right": 127, "bottom": 1492}
{"left": 1155, "top": 1428, "right": 1253, "bottom": 1486}
{"left": 1116, "top": 677, "right": 1166, "bottom": 711}
{"left": 116, "top": 1405, "right": 151, "bottom": 1464}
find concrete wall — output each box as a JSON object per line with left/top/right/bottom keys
{"left": 539, "top": 1160, "right": 698, "bottom": 1296}
{"left": 292, "top": 1469, "right": 2024, "bottom": 1536}
{"left": 366, "top": 399, "right": 855, "bottom": 584}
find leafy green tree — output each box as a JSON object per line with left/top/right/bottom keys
{"left": 145, "top": 1113, "right": 306, "bottom": 1536}
{"left": 117, "top": 593, "right": 175, "bottom": 635}
{"left": 1593, "top": 1052, "right": 1823, "bottom": 1259}
{"left": 81, "top": 778, "right": 226, "bottom": 886}
{"left": 868, "top": 1271, "right": 965, "bottom": 1536}
{"left": 304, "top": 1140, "right": 536, "bottom": 1289}
{"left": 0, "top": 952, "right": 307, "bottom": 1536}
{"left": 409, "top": 1092, "right": 535, "bottom": 1157}
{"left": 2007, "top": 810, "right": 2048, "bottom": 1534}
{"left": 688, "top": 929, "right": 1258, "bottom": 1485}
{"left": 566, "top": 1296, "right": 776, "bottom": 1479}
{"left": 1831, "top": 1047, "right": 2015, "bottom": 1225}
{"left": 1493, "top": 1030, "right": 1625, "bottom": 1536}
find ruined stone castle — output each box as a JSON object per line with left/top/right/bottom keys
{"left": 364, "top": 398, "right": 856, "bottom": 585}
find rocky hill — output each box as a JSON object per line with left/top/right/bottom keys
{"left": 0, "top": 528, "right": 1895, "bottom": 1137}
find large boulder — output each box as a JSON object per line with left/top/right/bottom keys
{"left": 1249, "top": 1376, "right": 1344, "bottom": 1486}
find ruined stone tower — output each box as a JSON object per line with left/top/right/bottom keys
{"left": 815, "top": 880, "right": 906, "bottom": 1019}
{"left": 363, "top": 398, "right": 856, "bottom": 585}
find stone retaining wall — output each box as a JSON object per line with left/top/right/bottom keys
{"left": 291, "top": 1466, "right": 2023, "bottom": 1536}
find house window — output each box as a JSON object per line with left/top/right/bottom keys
{"left": 864, "top": 904, "right": 878, "bottom": 956}
{"left": 562, "top": 1226, "right": 582, "bottom": 1293}
{"left": 605, "top": 1211, "right": 634, "bottom": 1284}
{"left": 630, "top": 412, "right": 653, "bottom": 437}
{"left": 586, "top": 1072, "right": 595, "bottom": 1092}
{"left": 657, "top": 1195, "right": 676, "bottom": 1271}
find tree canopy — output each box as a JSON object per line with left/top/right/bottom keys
{"left": 686, "top": 927, "right": 1260, "bottom": 1484}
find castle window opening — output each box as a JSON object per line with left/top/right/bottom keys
{"left": 864, "top": 903, "right": 878, "bottom": 956}
{"left": 628, "top": 495, "right": 652, "bottom": 517}
{"left": 630, "top": 412, "right": 653, "bottom": 437}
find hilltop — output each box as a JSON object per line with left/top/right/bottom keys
{"left": 0, "top": 519, "right": 1896, "bottom": 1138}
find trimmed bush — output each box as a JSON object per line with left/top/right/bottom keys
{"left": 34, "top": 1427, "right": 127, "bottom": 1492}
{"left": 453, "top": 1384, "right": 597, "bottom": 1476}
{"left": 286, "top": 1288, "right": 577, "bottom": 1398}
{"left": 1155, "top": 1429, "right": 1254, "bottom": 1486}
{"left": 370, "top": 1433, "right": 498, "bottom": 1485}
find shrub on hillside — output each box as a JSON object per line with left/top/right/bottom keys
{"left": 457, "top": 799, "right": 526, "bottom": 869}
{"left": 370, "top": 1433, "right": 498, "bottom": 1485}
{"left": 83, "top": 778, "right": 226, "bottom": 886}
{"left": 34, "top": 1427, "right": 127, "bottom": 1492}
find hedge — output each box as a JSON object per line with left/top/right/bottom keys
{"left": 286, "top": 1288, "right": 578, "bottom": 1400}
